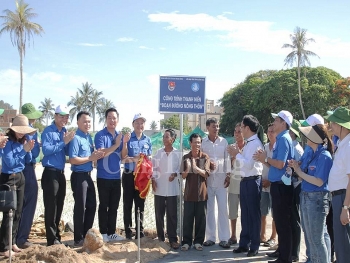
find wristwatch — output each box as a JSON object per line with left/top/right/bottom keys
{"left": 342, "top": 205, "right": 349, "bottom": 210}
{"left": 264, "top": 157, "right": 268, "bottom": 163}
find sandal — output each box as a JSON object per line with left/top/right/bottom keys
{"left": 0, "top": 250, "right": 16, "bottom": 258}
{"left": 203, "top": 240, "right": 215, "bottom": 246}
{"left": 181, "top": 244, "right": 190, "bottom": 251}
{"left": 194, "top": 243, "right": 203, "bottom": 251}
{"left": 228, "top": 238, "right": 237, "bottom": 245}
{"left": 170, "top": 242, "right": 180, "bottom": 250}
{"left": 263, "top": 239, "right": 276, "bottom": 247}
{"left": 219, "top": 241, "right": 230, "bottom": 248}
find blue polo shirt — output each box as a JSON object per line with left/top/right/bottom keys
{"left": 268, "top": 130, "right": 294, "bottom": 182}
{"left": 25, "top": 129, "right": 40, "bottom": 164}
{"left": 94, "top": 127, "right": 123, "bottom": 179}
{"left": 69, "top": 129, "right": 94, "bottom": 172}
{"left": 301, "top": 145, "right": 332, "bottom": 192}
{"left": 299, "top": 145, "right": 313, "bottom": 171}
{"left": 1, "top": 140, "right": 30, "bottom": 173}
{"left": 41, "top": 122, "right": 69, "bottom": 170}
{"left": 124, "top": 131, "right": 152, "bottom": 172}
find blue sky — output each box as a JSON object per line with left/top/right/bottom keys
{"left": 1, "top": 0, "right": 349, "bottom": 130}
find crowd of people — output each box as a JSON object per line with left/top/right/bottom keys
{"left": 0, "top": 104, "right": 349, "bottom": 263}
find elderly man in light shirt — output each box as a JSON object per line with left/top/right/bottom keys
{"left": 201, "top": 117, "right": 231, "bottom": 248}
{"left": 231, "top": 115, "right": 264, "bottom": 257}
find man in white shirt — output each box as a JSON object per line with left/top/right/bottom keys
{"left": 201, "top": 118, "right": 231, "bottom": 248}
{"left": 326, "top": 107, "right": 350, "bottom": 263}
{"left": 230, "top": 115, "right": 264, "bottom": 257}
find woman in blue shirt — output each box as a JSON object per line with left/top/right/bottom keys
{"left": 0, "top": 115, "right": 35, "bottom": 258}
{"left": 289, "top": 124, "right": 333, "bottom": 263}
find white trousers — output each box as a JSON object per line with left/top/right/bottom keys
{"left": 205, "top": 186, "right": 230, "bottom": 242}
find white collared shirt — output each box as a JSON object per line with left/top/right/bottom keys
{"left": 152, "top": 148, "right": 181, "bottom": 196}
{"left": 261, "top": 142, "right": 274, "bottom": 192}
{"left": 328, "top": 133, "right": 350, "bottom": 192}
{"left": 235, "top": 134, "right": 263, "bottom": 178}
{"left": 201, "top": 136, "right": 231, "bottom": 188}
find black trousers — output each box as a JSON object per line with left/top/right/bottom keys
{"left": 122, "top": 171, "right": 145, "bottom": 236}
{"left": 71, "top": 172, "right": 96, "bottom": 242}
{"left": 326, "top": 200, "right": 334, "bottom": 259}
{"left": 0, "top": 172, "right": 25, "bottom": 252}
{"left": 154, "top": 195, "right": 178, "bottom": 243}
{"left": 96, "top": 178, "right": 121, "bottom": 235}
{"left": 41, "top": 168, "right": 66, "bottom": 246}
{"left": 271, "top": 182, "right": 293, "bottom": 263}
{"left": 291, "top": 184, "right": 301, "bottom": 258}
{"left": 182, "top": 201, "right": 207, "bottom": 246}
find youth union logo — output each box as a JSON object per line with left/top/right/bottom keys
{"left": 191, "top": 82, "right": 200, "bottom": 92}
{"left": 168, "top": 81, "right": 176, "bottom": 91}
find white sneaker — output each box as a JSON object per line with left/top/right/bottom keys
{"left": 102, "top": 234, "right": 109, "bottom": 242}
{"left": 108, "top": 234, "right": 125, "bottom": 241}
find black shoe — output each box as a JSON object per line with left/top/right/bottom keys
{"left": 291, "top": 256, "right": 299, "bottom": 262}
{"left": 266, "top": 250, "right": 279, "bottom": 258}
{"left": 247, "top": 249, "right": 258, "bottom": 257}
{"left": 17, "top": 242, "right": 33, "bottom": 249}
{"left": 135, "top": 232, "right": 145, "bottom": 239}
{"left": 233, "top": 247, "right": 249, "bottom": 253}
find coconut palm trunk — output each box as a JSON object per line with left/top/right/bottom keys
{"left": 19, "top": 42, "right": 24, "bottom": 113}
{"left": 297, "top": 58, "right": 306, "bottom": 119}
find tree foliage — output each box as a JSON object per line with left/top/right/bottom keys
{"left": 220, "top": 67, "right": 344, "bottom": 134}
{"left": 160, "top": 114, "right": 191, "bottom": 134}
{"left": 282, "top": 26, "right": 319, "bottom": 119}
{"left": 121, "top": 127, "right": 131, "bottom": 134}
{"left": 150, "top": 120, "right": 158, "bottom": 130}
{"left": 0, "top": 0, "right": 44, "bottom": 111}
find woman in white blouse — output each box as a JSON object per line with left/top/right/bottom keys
{"left": 152, "top": 129, "right": 181, "bottom": 249}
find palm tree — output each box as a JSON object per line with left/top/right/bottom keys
{"left": 0, "top": 0, "right": 44, "bottom": 112}
{"left": 39, "top": 98, "right": 54, "bottom": 126}
{"left": 78, "top": 82, "right": 94, "bottom": 110}
{"left": 97, "top": 98, "right": 115, "bottom": 126}
{"left": 150, "top": 120, "right": 158, "bottom": 130}
{"left": 88, "top": 89, "right": 103, "bottom": 132}
{"left": 282, "top": 26, "right": 319, "bottom": 119}
{"left": 67, "top": 91, "right": 84, "bottom": 123}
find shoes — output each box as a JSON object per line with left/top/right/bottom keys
{"left": 203, "top": 240, "right": 215, "bottom": 246}
{"left": 73, "top": 240, "right": 84, "bottom": 248}
{"left": 219, "top": 241, "right": 230, "bottom": 248}
{"left": 233, "top": 247, "right": 249, "bottom": 253}
{"left": 102, "top": 234, "right": 109, "bottom": 242}
{"left": 292, "top": 256, "right": 299, "bottom": 262}
{"left": 264, "top": 239, "right": 276, "bottom": 247}
{"left": 170, "top": 242, "right": 180, "bottom": 249}
{"left": 17, "top": 242, "right": 33, "bottom": 249}
{"left": 266, "top": 250, "right": 279, "bottom": 258}
{"left": 194, "top": 243, "right": 203, "bottom": 251}
{"left": 135, "top": 232, "right": 145, "bottom": 239}
{"left": 228, "top": 237, "right": 237, "bottom": 245}
{"left": 125, "top": 233, "right": 132, "bottom": 240}
{"left": 53, "top": 240, "right": 62, "bottom": 245}
{"left": 108, "top": 234, "right": 125, "bottom": 241}
{"left": 247, "top": 249, "right": 258, "bottom": 257}
{"left": 181, "top": 244, "right": 190, "bottom": 251}
{"left": 270, "top": 243, "right": 279, "bottom": 250}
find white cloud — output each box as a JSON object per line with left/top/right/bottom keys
{"left": 32, "top": 72, "right": 63, "bottom": 82}
{"left": 148, "top": 12, "right": 350, "bottom": 58}
{"left": 117, "top": 37, "right": 137, "bottom": 42}
{"left": 77, "top": 43, "right": 105, "bottom": 47}
{"left": 139, "top": 45, "right": 153, "bottom": 50}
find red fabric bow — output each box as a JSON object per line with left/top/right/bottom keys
{"left": 134, "top": 153, "right": 153, "bottom": 199}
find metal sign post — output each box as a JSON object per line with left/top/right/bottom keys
{"left": 159, "top": 75, "right": 206, "bottom": 246}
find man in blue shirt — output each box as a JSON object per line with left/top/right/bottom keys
{"left": 94, "top": 108, "right": 130, "bottom": 242}
{"left": 17, "top": 103, "right": 43, "bottom": 249}
{"left": 69, "top": 111, "right": 105, "bottom": 247}
{"left": 122, "top": 113, "right": 152, "bottom": 239}
{"left": 41, "top": 105, "right": 75, "bottom": 246}
{"left": 255, "top": 110, "right": 294, "bottom": 263}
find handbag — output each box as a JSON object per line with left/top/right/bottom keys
{"left": 0, "top": 184, "right": 17, "bottom": 212}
